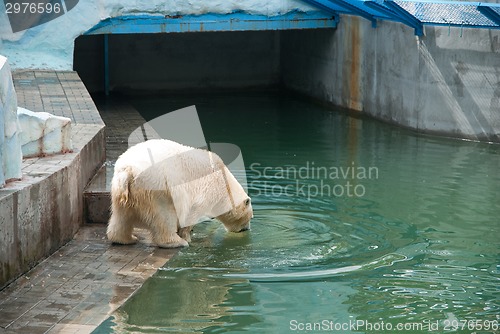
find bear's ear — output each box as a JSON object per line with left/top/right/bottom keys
{"left": 245, "top": 197, "right": 251, "bottom": 206}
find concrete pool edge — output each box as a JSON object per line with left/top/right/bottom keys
{"left": 0, "top": 225, "right": 179, "bottom": 333}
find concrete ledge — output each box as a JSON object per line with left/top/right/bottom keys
{"left": 0, "top": 71, "right": 105, "bottom": 290}
{"left": 84, "top": 165, "right": 112, "bottom": 224}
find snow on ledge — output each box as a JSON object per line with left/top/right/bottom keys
{"left": 0, "top": 55, "right": 22, "bottom": 187}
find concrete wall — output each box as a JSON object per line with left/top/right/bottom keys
{"left": 74, "top": 31, "right": 281, "bottom": 93}
{"left": 281, "top": 17, "right": 500, "bottom": 142}
{"left": 0, "top": 125, "right": 104, "bottom": 289}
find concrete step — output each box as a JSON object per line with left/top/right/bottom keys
{"left": 83, "top": 164, "right": 112, "bottom": 224}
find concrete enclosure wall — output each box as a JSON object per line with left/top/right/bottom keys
{"left": 74, "top": 31, "right": 281, "bottom": 93}
{"left": 281, "top": 17, "right": 500, "bottom": 142}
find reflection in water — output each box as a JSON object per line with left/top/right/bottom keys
{"left": 96, "top": 92, "right": 499, "bottom": 333}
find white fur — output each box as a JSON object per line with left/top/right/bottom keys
{"left": 107, "top": 139, "right": 253, "bottom": 248}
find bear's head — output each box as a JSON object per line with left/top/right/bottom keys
{"left": 217, "top": 196, "right": 253, "bottom": 232}
{"left": 202, "top": 152, "right": 253, "bottom": 232}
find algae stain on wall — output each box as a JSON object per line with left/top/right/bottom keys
{"left": 341, "top": 16, "right": 363, "bottom": 112}
{"left": 349, "top": 17, "right": 362, "bottom": 111}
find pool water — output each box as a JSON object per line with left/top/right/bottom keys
{"left": 95, "top": 92, "right": 499, "bottom": 333}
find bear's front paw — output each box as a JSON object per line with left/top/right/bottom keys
{"left": 109, "top": 234, "right": 138, "bottom": 245}
{"left": 155, "top": 234, "right": 189, "bottom": 248}
{"left": 156, "top": 239, "right": 189, "bottom": 248}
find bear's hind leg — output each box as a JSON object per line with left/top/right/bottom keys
{"left": 149, "top": 199, "right": 188, "bottom": 248}
{"left": 107, "top": 203, "right": 138, "bottom": 245}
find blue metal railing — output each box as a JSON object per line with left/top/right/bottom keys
{"left": 84, "top": 11, "right": 338, "bottom": 35}
{"left": 303, "top": 0, "right": 500, "bottom": 35}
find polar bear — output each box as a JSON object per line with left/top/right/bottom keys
{"left": 107, "top": 139, "right": 253, "bottom": 248}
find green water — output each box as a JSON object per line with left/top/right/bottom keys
{"left": 97, "top": 92, "right": 499, "bottom": 333}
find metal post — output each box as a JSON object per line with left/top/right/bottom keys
{"left": 104, "top": 34, "right": 110, "bottom": 96}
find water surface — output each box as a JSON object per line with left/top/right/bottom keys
{"left": 96, "top": 92, "right": 499, "bottom": 333}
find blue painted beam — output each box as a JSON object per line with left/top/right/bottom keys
{"left": 384, "top": 0, "right": 424, "bottom": 36}
{"left": 393, "top": 0, "right": 477, "bottom": 6}
{"left": 365, "top": 0, "right": 425, "bottom": 31}
{"left": 477, "top": 5, "right": 500, "bottom": 27}
{"left": 326, "top": 0, "right": 378, "bottom": 27}
{"left": 84, "top": 11, "right": 337, "bottom": 35}
{"left": 301, "top": 0, "right": 344, "bottom": 13}
{"left": 364, "top": 1, "right": 400, "bottom": 21}
{"left": 300, "top": 0, "right": 342, "bottom": 24}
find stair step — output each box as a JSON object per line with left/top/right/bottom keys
{"left": 83, "top": 164, "right": 112, "bottom": 224}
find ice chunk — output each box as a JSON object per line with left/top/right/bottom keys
{"left": 17, "top": 107, "right": 72, "bottom": 158}
{"left": 0, "top": 55, "right": 22, "bottom": 188}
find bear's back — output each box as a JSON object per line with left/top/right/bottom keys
{"left": 115, "top": 139, "right": 194, "bottom": 172}
{"left": 114, "top": 139, "right": 227, "bottom": 187}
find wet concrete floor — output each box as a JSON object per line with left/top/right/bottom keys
{"left": 0, "top": 226, "right": 177, "bottom": 334}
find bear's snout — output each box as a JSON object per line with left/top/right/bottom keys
{"left": 238, "top": 224, "right": 251, "bottom": 232}
{"left": 223, "top": 220, "right": 251, "bottom": 233}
